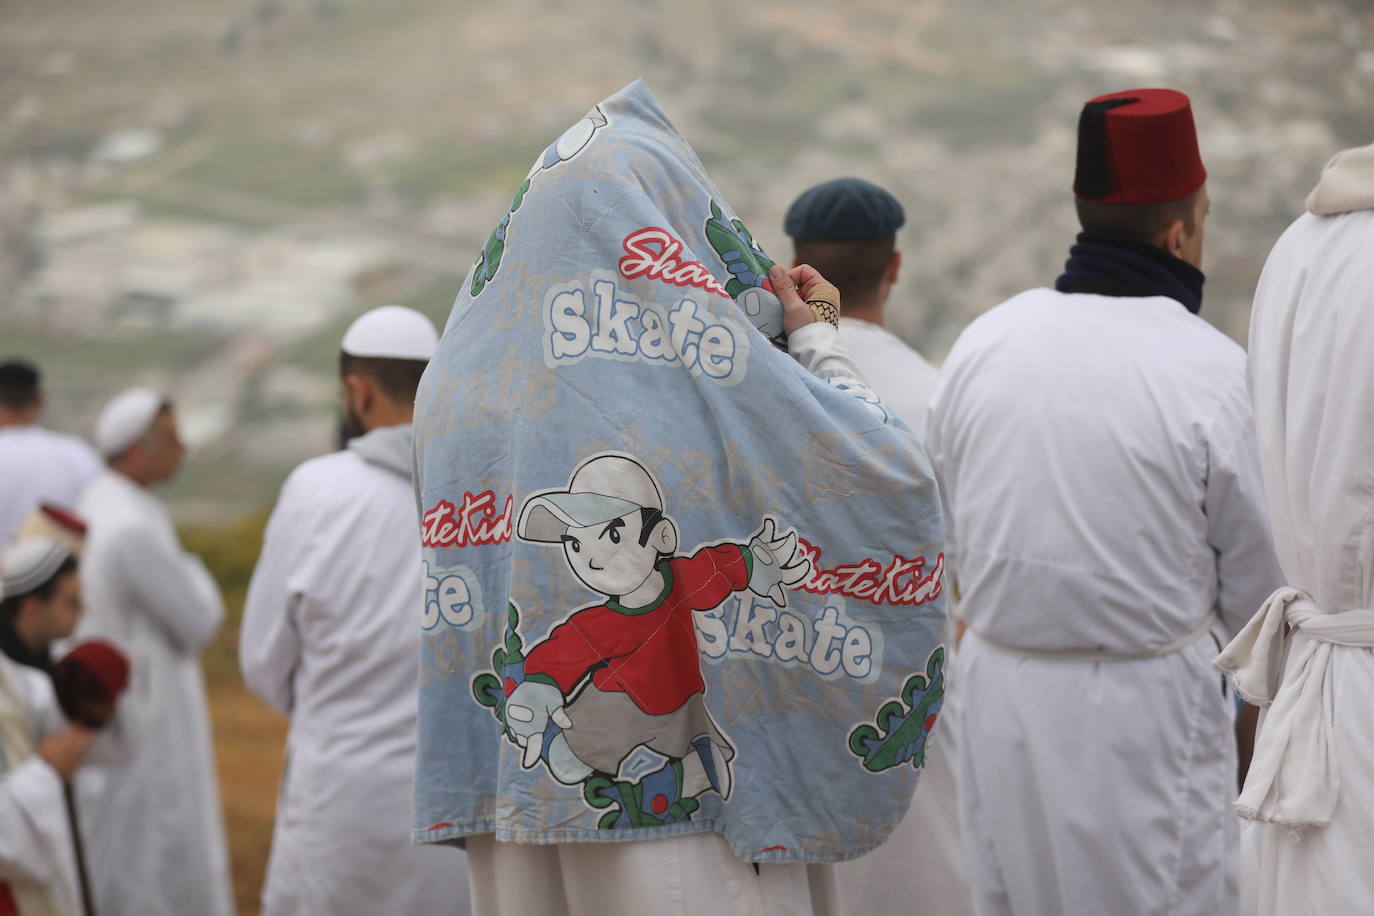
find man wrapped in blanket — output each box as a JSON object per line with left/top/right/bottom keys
{"left": 413, "top": 81, "right": 949, "bottom": 916}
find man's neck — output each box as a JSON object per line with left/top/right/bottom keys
{"left": 110, "top": 463, "right": 150, "bottom": 489}
{"left": 359, "top": 406, "right": 415, "bottom": 433}
{"left": 0, "top": 409, "right": 39, "bottom": 428}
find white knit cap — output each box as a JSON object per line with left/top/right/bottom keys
{"left": 341, "top": 306, "right": 438, "bottom": 360}
{"left": 0, "top": 536, "right": 74, "bottom": 601}
{"left": 95, "top": 387, "right": 164, "bottom": 458}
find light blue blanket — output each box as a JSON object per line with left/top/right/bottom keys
{"left": 413, "top": 80, "right": 948, "bottom": 863}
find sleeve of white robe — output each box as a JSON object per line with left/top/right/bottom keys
{"left": 0, "top": 757, "right": 68, "bottom": 886}
{"left": 105, "top": 523, "right": 224, "bottom": 654}
{"left": 1203, "top": 376, "right": 1285, "bottom": 638}
{"left": 787, "top": 322, "right": 868, "bottom": 384}
{"left": 239, "top": 475, "right": 313, "bottom": 716}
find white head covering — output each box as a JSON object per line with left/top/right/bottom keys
{"left": 341, "top": 305, "right": 438, "bottom": 360}
{"left": 0, "top": 536, "right": 74, "bottom": 601}
{"left": 95, "top": 387, "right": 164, "bottom": 458}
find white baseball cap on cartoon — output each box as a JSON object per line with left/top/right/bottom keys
{"left": 517, "top": 455, "right": 663, "bottom": 543}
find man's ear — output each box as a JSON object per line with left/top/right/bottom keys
{"left": 1159, "top": 219, "right": 1186, "bottom": 258}
{"left": 342, "top": 373, "right": 372, "bottom": 413}
{"left": 887, "top": 249, "right": 902, "bottom": 286}
{"left": 652, "top": 518, "right": 678, "bottom": 555}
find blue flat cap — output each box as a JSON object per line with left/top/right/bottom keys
{"left": 783, "top": 177, "right": 905, "bottom": 242}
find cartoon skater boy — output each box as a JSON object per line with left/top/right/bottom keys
{"left": 505, "top": 453, "right": 810, "bottom": 805}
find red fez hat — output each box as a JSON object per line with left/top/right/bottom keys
{"left": 1073, "top": 88, "right": 1206, "bottom": 205}
{"left": 56, "top": 640, "right": 131, "bottom": 701}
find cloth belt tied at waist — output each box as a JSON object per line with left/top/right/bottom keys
{"left": 966, "top": 613, "right": 1214, "bottom": 663}
{"left": 1214, "top": 586, "right": 1374, "bottom": 829}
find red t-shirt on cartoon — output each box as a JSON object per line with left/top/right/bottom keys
{"left": 525, "top": 544, "right": 749, "bottom": 715}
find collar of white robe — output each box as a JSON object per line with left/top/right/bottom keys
{"left": 1214, "top": 587, "right": 1374, "bottom": 829}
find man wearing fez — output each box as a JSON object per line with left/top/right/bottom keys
{"left": 785, "top": 179, "right": 972, "bottom": 915}
{"left": 1, "top": 531, "right": 130, "bottom": 916}
{"left": 784, "top": 178, "right": 941, "bottom": 437}
{"left": 241, "top": 306, "right": 470, "bottom": 915}
{"left": 1214, "top": 143, "right": 1374, "bottom": 914}
{"left": 71, "top": 389, "right": 232, "bottom": 916}
{"left": 927, "top": 89, "right": 1283, "bottom": 914}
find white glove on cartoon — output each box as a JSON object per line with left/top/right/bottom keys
{"left": 746, "top": 517, "right": 811, "bottom": 607}
{"left": 504, "top": 680, "right": 573, "bottom": 768}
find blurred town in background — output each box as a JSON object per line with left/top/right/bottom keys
{"left": 2, "top": 0, "right": 1371, "bottom": 910}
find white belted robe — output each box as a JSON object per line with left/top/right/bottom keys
{"left": 928, "top": 287, "right": 1284, "bottom": 916}
{"left": 1215, "top": 150, "right": 1374, "bottom": 915}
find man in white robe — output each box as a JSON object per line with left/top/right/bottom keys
{"left": 241, "top": 306, "right": 471, "bottom": 915}
{"left": 0, "top": 535, "right": 129, "bottom": 916}
{"left": 927, "top": 89, "right": 1283, "bottom": 915}
{"left": 72, "top": 389, "right": 233, "bottom": 916}
{"left": 785, "top": 179, "right": 972, "bottom": 916}
{"left": 0, "top": 361, "right": 102, "bottom": 546}
{"left": 1214, "top": 143, "right": 1374, "bottom": 915}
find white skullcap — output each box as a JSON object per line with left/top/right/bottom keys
{"left": 95, "top": 387, "right": 164, "bottom": 458}
{"left": 341, "top": 305, "right": 438, "bottom": 361}
{"left": 0, "top": 536, "right": 74, "bottom": 601}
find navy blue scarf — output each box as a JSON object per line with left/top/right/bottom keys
{"left": 1055, "top": 233, "right": 1205, "bottom": 314}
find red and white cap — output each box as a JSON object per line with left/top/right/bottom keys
{"left": 0, "top": 536, "right": 74, "bottom": 600}
{"left": 1073, "top": 88, "right": 1207, "bottom": 205}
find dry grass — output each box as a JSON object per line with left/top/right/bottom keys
{"left": 201, "top": 631, "right": 288, "bottom": 916}
{"left": 207, "top": 665, "right": 288, "bottom": 915}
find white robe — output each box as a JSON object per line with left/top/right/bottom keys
{"left": 927, "top": 287, "right": 1283, "bottom": 915}
{"left": 0, "top": 426, "right": 102, "bottom": 546}
{"left": 0, "top": 654, "right": 77, "bottom": 916}
{"left": 72, "top": 471, "right": 232, "bottom": 916}
{"left": 240, "top": 425, "right": 470, "bottom": 915}
{"left": 1238, "top": 204, "right": 1374, "bottom": 915}
{"left": 831, "top": 316, "right": 973, "bottom": 916}
{"left": 837, "top": 317, "right": 942, "bottom": 440}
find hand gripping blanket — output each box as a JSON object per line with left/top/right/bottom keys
{"left": 413, "top": 80, "right": 948, "bottom": 862}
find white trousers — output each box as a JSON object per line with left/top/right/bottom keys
{"left": 466, "top": 832, "right": 840, "bottom": 916}
{"left": 831, "top": 654, "right": 974, "bottom": 916}
{"left": 956, "top": 636, "right": 1238, "bottom": 916}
